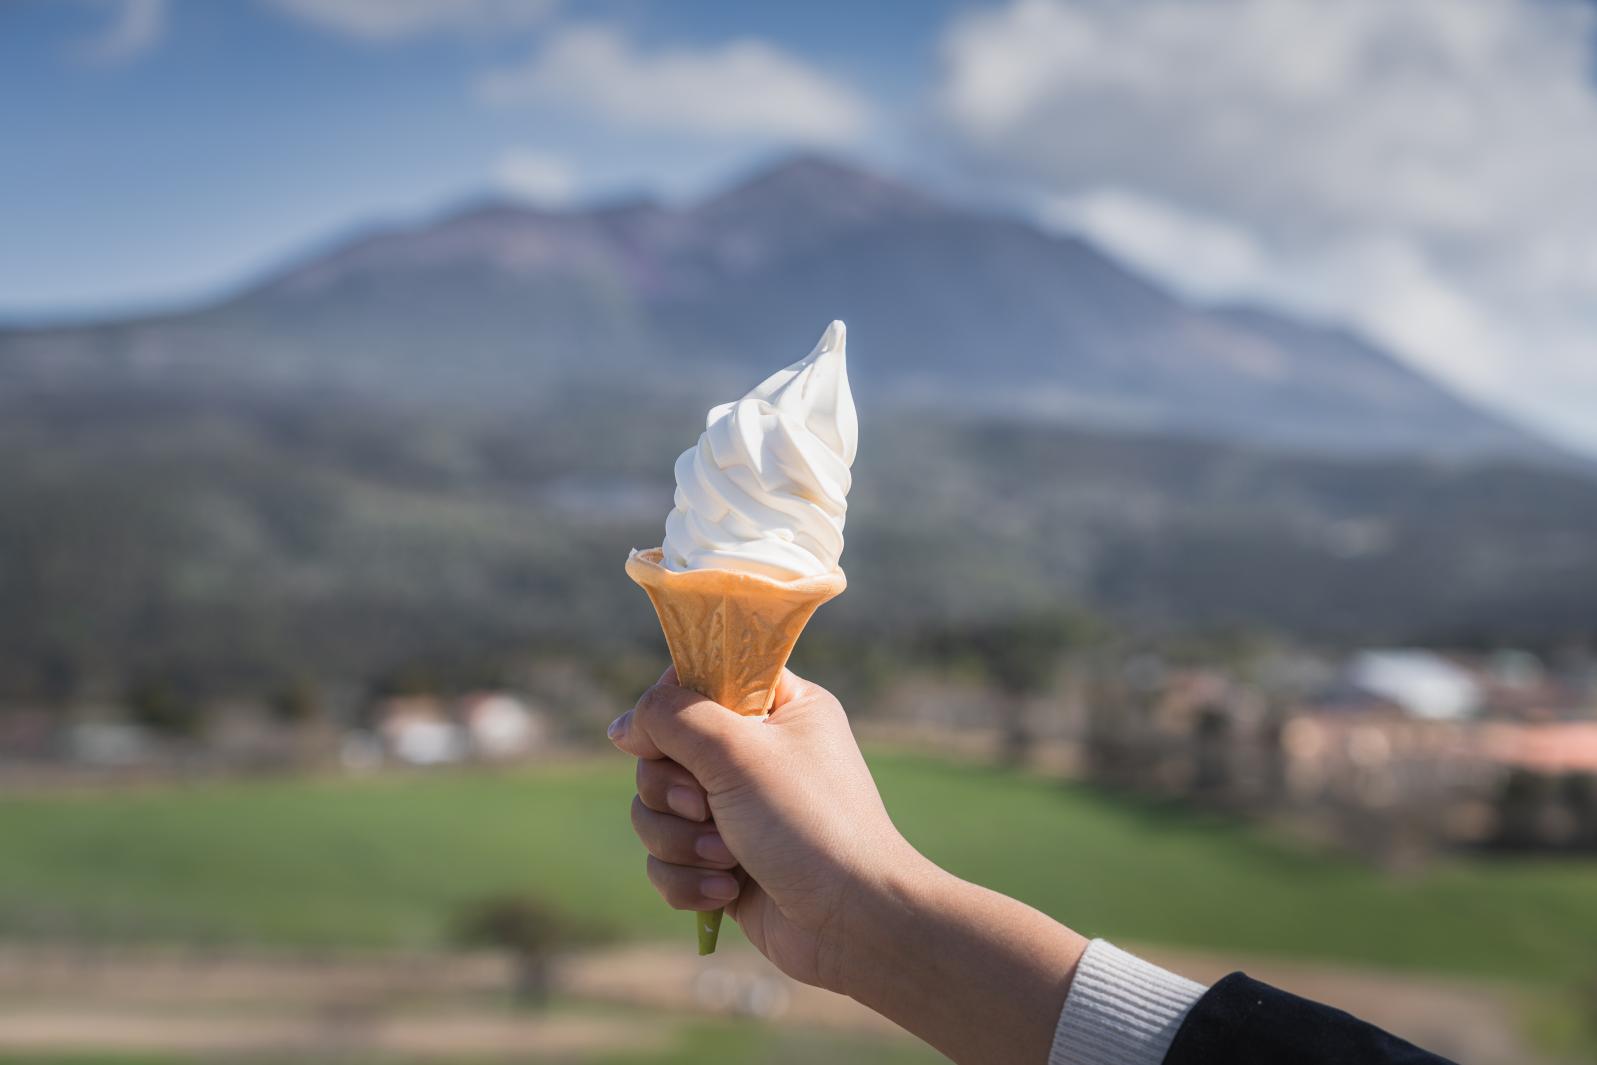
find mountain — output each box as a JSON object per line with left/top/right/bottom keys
{"left": 1, "top": 154, "right": 1590, "bottom": 701}
{"left": 0, "top": 154, "right": 1554, "bottom": 462}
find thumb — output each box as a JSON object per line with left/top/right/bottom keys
{"left": 613, "top": 678, "right": 760, "bottom": 780}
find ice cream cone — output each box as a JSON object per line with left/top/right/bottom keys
{"left": 625, "top": 546, "right": 845, "bottom": 951}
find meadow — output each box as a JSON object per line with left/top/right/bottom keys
{"left": 0, "top": 751, "right": 1593, "bottom": 993}
{"left": 0, "top": 1020, "right": 950, "bottom": 1065}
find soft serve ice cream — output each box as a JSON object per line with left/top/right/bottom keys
{"left": 662, "top": 320, "right": 857, "bottom": 581}
{"left": 627, "top": 319, "right": 856, "bottom": 954}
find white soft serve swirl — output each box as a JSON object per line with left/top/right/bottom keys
{"left": 662, "top": 320, "right": 858, "bottom": 581}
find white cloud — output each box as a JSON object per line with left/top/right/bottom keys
{"left": 1042, "top": 190, "right": 1274, "bottom": 303}
{"left": 939, "top": 0, "right": 1597, "bottom": 450}
{"left": 77, "top": 0, "right": 166, "bottom": 64}
{"left": 478, "top": 25, "right": 871, "bottom": 145}
{"left": 493, "top": 150, "right": 577, "bottom": 204}
{"left": 265, "top": 0, "right": 557, "bottom": 42}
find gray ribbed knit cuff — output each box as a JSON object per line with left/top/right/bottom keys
{"left": 1049, "top": 940, "right": 1207, "bottom": 1065}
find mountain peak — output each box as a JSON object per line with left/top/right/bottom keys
{"left": 698, "top": 153, "right": 934, "bottom": 221}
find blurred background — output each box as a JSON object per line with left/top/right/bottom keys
{"left": 3, "top": 0, "right": 1597, "bottom": 1062}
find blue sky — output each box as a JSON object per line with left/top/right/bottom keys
{"left": 0, "top": 0, "right": 971, "bottom": 318}
{"left": 5, "top": 0, "right": 1597, "bottom": 450}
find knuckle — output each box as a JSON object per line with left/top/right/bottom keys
{"left": 633, "top": 682, "right": 676, "bottom": 728}
{"left": 645, "top": 858, "right": 669, "bottom": 901}
{"left": 634, "top": 758, "right": 658, "bottom": 796}
{"left": 686, "top": 726, "right": 733, "bottom": 765}
{"left": 707, "top": 728, "right": 758, "bottom": 773}
{"left": 636, "top": 759, "right": 681, "bottom": 810}
{"left": 645, "top": 857, "right": 691, "bottom": 909}
{"left": 633, "top": 798, "right": 705, "bottom": 866}
{"left": 631, "top": 802, "right": 683, "bottom": 862}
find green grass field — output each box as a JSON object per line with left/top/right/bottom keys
{"left": 0, "top": 1018, "right": 948, "bottom": 1065}
{"left": 0, "top": 752, "right": 1593, "bottom": 989}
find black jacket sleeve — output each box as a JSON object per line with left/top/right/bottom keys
{"left": 1164, "top": 972, "right": 1460, "bottom": 1065}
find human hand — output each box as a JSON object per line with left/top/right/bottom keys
{"left": 606, "top": 668, "right": 927, "bottom": 992}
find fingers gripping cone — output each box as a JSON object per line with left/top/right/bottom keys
{"left": 625, "top": 547, "right": 845, "bottom": 952}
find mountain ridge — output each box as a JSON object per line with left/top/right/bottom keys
{"left": 0, "top": 153, "right": 1561, "bottom": 463}
{"left": 2, "top": 155, "right": 1594, "bottom": 697}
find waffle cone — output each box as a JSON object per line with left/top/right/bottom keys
{"left": 625, "top": 547, "right": 846, "bottom": 716}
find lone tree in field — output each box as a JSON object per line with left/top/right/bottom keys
{"left": 455, "top": 895, "right": 611, "bottom": 1008}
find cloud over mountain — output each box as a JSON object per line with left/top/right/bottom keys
{"left": 266, "top": 0, "right": 558, "bottom": 42}
{"left": 478, "top": 25, "right": 872, "bottom": 145}
{"left": 937, "top": 0, "right": 1597, "bottom": 450}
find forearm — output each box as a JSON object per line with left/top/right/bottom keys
{"left": 842, "top": 854, "right": 1089, "bottom": 1065}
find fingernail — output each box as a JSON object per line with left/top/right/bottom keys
{"left": 701, "top": 875, "right": 739, "bottom": 901}
{"left": 666, "top": 785, "right": 706, "bottom": 822}
{"left": 606, "top": 713, "right": 627, "bottom": 742}
{"left": 695, "top": 832, "right": 734, "bottom": 865}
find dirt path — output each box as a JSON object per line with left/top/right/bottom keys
{"left": 0, "top": 949, "right": 667, "bottom": 1060}
{"left": 0, "top": 943, "right": 1570, "bottom": 1064}
{"left": 0, "top": 1008, "right": 668, "bottom": 1059}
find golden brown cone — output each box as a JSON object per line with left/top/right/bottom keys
{"left": 625, "top": 547, "right": 846, "bottom": 715}
{"left": 625, "top": 546, "right": 846, "bottom": 954}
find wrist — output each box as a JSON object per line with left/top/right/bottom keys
{"left": 832, "top": 850, "right": 1090, "bottom": 1065}
{"left": 832, "top": 845, "right": 957, "bottom": 1004}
